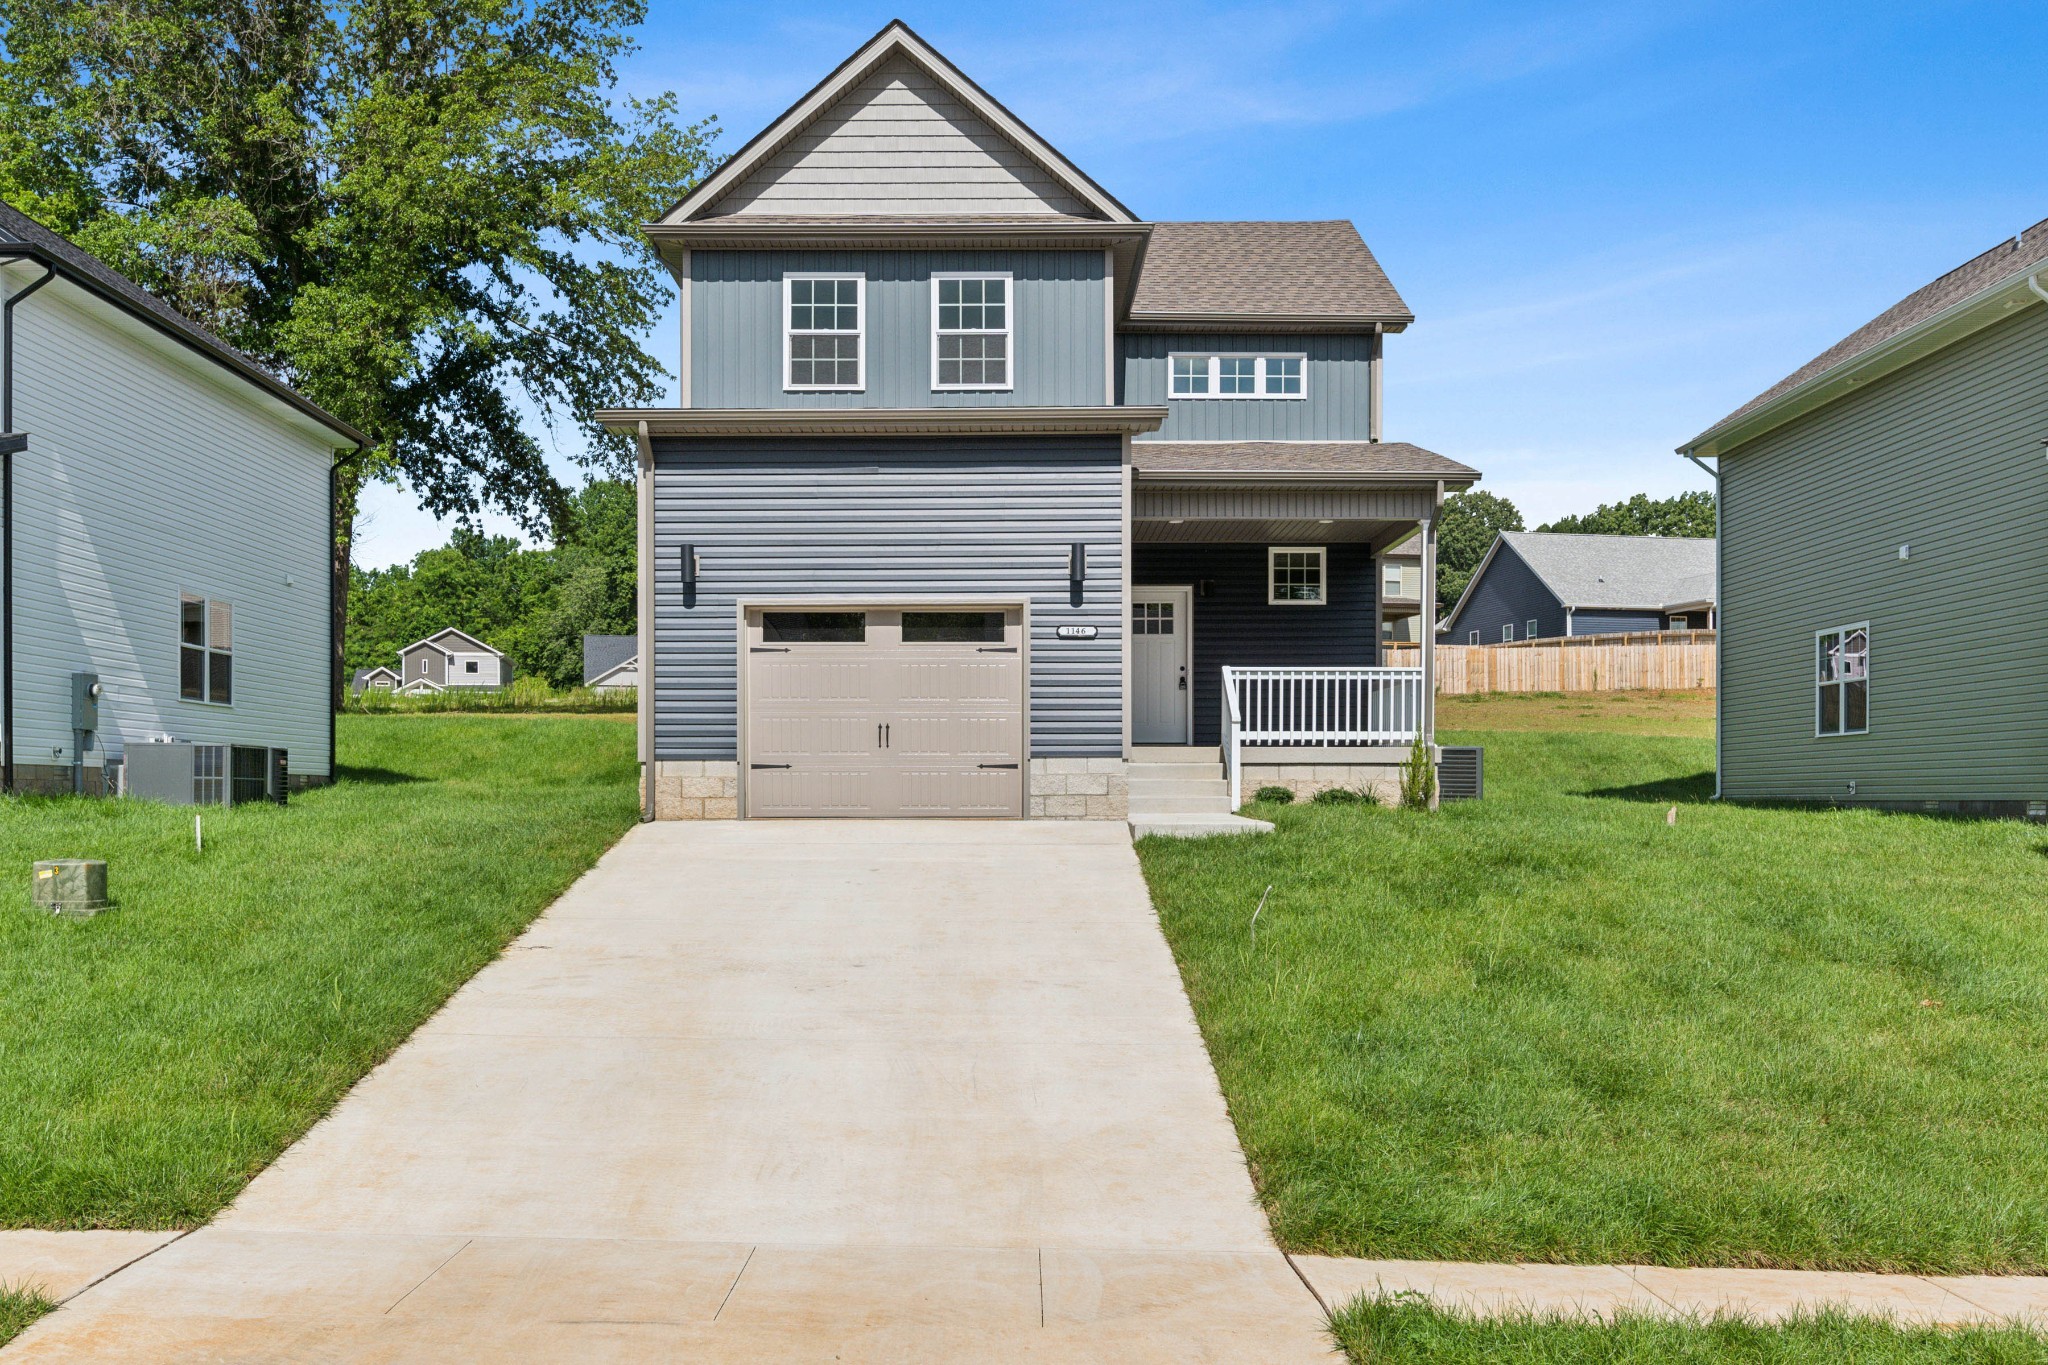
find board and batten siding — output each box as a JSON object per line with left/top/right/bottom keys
{"left": 1444, "top": 542, "right": 1565, "bottom": 643}
{"left": 706, "top": 52, "right": 1092, "bottom": 218}
{"left": 1719, "top": 302, "right": 2048, "bottom": 804}
{"left": 3, "top": 270, "right": 338, "bottom": 777}
{"left": 1119, "top": 332, "right": 1373, "bottom": 441}
{"left": 1132, "top": 542, "right": 1376, "bottom": 747}
{"left": 691, "top": 250, "right": 1106, "bottom": 409}
{"left": 651, "top": 436, "right": 1123, "bottom": 761}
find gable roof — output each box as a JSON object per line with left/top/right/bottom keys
{"left": 353, "top": 666, "right": 399, "bottom": 684}
{"left": 1447, "top": 531, "right": 1716, "bottom": 628}
{"left": 1130, "top": 441, "right": 1475, "bottom": 484}
{"left": 582, "top": 634, "right": 637, "bottom": 685}
{"left": 664, "top": 20, "right": 1134, "bottom": 225}
{"left": 399, "top": 627, "right": 501, "bottom": 657}
{"left": 0, "top": 201, "right": 364, "bottom": 447}
{"left": 1682, "top": 215, "right": 2048, "bottom": 458}
{"left": 1127, "top": 222, "right": 1412, "bottom": 331}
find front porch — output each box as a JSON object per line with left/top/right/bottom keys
{"left": 1127, "top": 441, "right": 1476, "bottom": 808}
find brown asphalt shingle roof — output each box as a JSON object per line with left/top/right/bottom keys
{"left": 1128, "top": 221, "right": 1412, "bottom": 324}
{"left": 1702, "top": 214, "right": 2048, "bottom": 435}
{"left": 1131, "top": 440, "right": 1476, "bottom": 482}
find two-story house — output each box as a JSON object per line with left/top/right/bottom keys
{"left": 598, "top": 21, "right": 1479, "bottom": 827}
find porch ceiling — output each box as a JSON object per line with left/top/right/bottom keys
{"left": 1134, "top": 517, "right": 1408, "bottom": 545}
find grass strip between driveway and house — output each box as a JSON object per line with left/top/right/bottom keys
{"left": 1332, "top": 1298, "right": 2048, "bottom": 1364}
{"left": 1137, "top": 690, "right": 2048, "bottom": 1274}
{"left": 0, "top": 1286, "right": 55, "bottom": 1349}
{"left": 0, "top": 714, "right": 638, "bottom": 1229}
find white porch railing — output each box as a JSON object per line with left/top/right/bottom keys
{"left": 1221, "top": 666, "right": 1427, "bottom": 802}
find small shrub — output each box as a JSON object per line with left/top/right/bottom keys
{"left": 1312, "top": 786, "right": 1363, "bottom": 805}
{"left": 1399, "top": 731, "right": 1436, "bottom": 810}
{"left": 1253, "top": 786, "right": 1295, "bottom": 804}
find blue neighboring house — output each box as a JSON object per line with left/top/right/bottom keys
{"left": 1441, "top": 532, "right": 1716, "bottom": 644}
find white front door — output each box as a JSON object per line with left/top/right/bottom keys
{"left": 1131, "top": 587, "right": 1192, "bottom": 745}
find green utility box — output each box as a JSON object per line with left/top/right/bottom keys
{"left": 32, "top": 859, "right": 109, "bottom": 918}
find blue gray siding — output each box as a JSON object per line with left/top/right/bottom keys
{"left": 1571, "top": 608, "right": 1664, "bottom": 635}
{"left": 1719, "top": 303, "right": 2048, "bottom": 805}
{"left": 652, "top": 436, "right": 1123, "bottom": 760}
{"left": 1444, "top": 544, "right": 1565, "bottom": 643}
{"left": 1119, "top": 332, "right": 1372, "bottom": 440}
{"left": 1133, "top": 542, "right": 1376, "bottom": 746}
{"left": 690, "top": 250, "right": 1106, "bottom": 408}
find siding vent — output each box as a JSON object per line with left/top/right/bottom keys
{"left": 1438, "top": 746, "right": 1484, "bottom": 801}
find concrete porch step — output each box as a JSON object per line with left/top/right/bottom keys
{"left": 1130, "top": 812, "right": 1275, "bottom": 839}
{"left": 1126, "top": 793, "right": 1237, "bottom": 815}
{"left": 1126, "top": 776, "right": 1230, "bottom": 797}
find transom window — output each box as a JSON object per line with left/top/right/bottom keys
{"left": 785, "top": 275, "right": 863, "bottom": 390}
{"left": 1268, "top": 547, "right": 1326, "bottom": 605}
{"left": 763, "top": 611, "right": 866, "bottom": 643}
{"left": 1170, "top": 353, "right": 1307, "bottom": 399}
{"left": 902, "top": 611, "right": 1005, "bottom": 643}
{"left": 180, "top": 595, "right": 233, "bottom": 704}
{"left": 1816, "top": 623, "right": 1869, "bottom": 736}
{"left": 1133, "top": 601, "right": 1175, "bottom": 635}
{"left": 933, "top": 274, "right": 1011, "bottom": 389}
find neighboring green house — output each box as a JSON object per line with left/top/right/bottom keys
{"left": 1679, "top": 217, "right": 2048, "bottom": 818}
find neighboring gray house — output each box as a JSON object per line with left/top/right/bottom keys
{"left": 595, "top": 22, "right": 1478, "bottom": 826}
{"left": 393, "top": 629, "right": 509, "bottom": 694}
{"left": 352, "top": 666, "right": 400, "bottom": 695}
{"left": 0, "top": 201, "right": 361, "bottom": 796}
{"left": 582, "top": 634, "right": 638, "bottom": 691}
{"left": 1378, "top": 536, "right": 1425, "bottom": 647}
{"left": 1441, "top": 532, "right": 1716, "bottom": 644}
{"left": 1680, "top": 215, "right": 2048, "bottom": 817}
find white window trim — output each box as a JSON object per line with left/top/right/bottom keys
{"left": 1267, "top": 545, "right": 1328, "bottom": 606}
{"left": 179, "top": 593, "right": 234, "bottom": 708}
{"left": 1468, "top": 630, "right": 1480, "bottom": 645}
{"left": 1167, "top": 352, "right": 1308, "bottom": 400}
{"left": 1502, "top": 623, "right": 1516, "bottom": 642}
{"left": 930, "top": 271, "right": 1015, "bottom": 392}
{"left": 783, "top": 272, "right": 865, "bottom": 392}
{"left": 1526, "top": 619, "right": 1540, "bottom": 639}
{"left": 1814, "top": 621, "right": 1871, "bottom": 738}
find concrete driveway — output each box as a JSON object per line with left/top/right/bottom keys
{"left": 11, "top": 822, "right": 1331, "bottom": 1362}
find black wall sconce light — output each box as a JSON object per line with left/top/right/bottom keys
{"left": 679, "top": 544, "right": 699, "bottom": 607}
{"left": 1069, "top": 542, "right": 1086, "bottom": 607}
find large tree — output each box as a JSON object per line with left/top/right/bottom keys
{"left": 1541, "top": 491, "right": 1715, "bottom": 538}
{"left": 0, "top": 0, "right": 714, "bottom": 694}
{"left": 1435, "top": 489, "right": 1523, "bottom": 611}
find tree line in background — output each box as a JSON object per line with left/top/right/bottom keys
{"left": 1434, "top": 489, "right": 1714, "bottom": 610}
{"left": 347, "top": 480, "right": 635, "bottom": 689}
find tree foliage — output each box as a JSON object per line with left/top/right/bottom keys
{"left": 0, "top": 0, "right": 715, "bottom": 532}
{"left": 1541, "top": 491, "right": 1715, "bottom": 539}
{"left": 348, "top": 479, "right": 634, "bottom": 687}
{"left": 1435, "top": 490, "right": 1523, "bottom": 610}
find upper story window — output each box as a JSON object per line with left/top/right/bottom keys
{"left": 1816, "top": 623, "right": 1869, "bottom": 736}
{"left": 180, "top": 595, "right": 233, "bottom": 704}
{"left": 785, "top": 274, "right": 863, "bottom": 390}
{"left": 932, "top": 274, "right": 1011, "bottom": 390}
{"left": 1170, "top": 353, "right": 1307, "bottom": 400}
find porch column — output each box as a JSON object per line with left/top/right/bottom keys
{"left": 1419, "top": 516, "right": 1437, "bottom": 745}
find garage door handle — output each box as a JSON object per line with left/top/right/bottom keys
{"left": 977, "top": 646, "right": 1018, "bottom": 653}
{"left": 750, "top": 763, "right": 791, "bottom": 770}
{"left": 750, "top": 646, "right": 790, "bottom": 653}
{"left": 979, "top": 762, "right": 1019, "bottom": 769}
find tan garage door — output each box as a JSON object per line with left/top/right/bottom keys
{"left": 743, "top": 607, "right": 1025, "bottom": 817}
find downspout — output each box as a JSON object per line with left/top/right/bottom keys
{"left": 2, "top": 259, "right": 57, "bottom": 796}
{"left": 1682, "top": 448, "right": 1722, "bottom": 799}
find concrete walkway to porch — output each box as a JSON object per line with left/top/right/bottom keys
{"left": 7, "top": 822, "right": 1331, "bottom": 1362}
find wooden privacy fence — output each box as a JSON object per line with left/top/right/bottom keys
{"left": 1383, "top": 631, "right": 1716, "bottom": 695}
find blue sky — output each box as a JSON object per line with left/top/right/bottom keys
{"left": 353, "top": 0, "right": 2048, "bottom": 566}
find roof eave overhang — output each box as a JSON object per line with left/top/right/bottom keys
{"left": 596, "top": 406, "right": 1169, "bottom": 438}
{"left": 1679, "top": 270, "right": 2044, "bottom": 459}
{"left": 646, "top": 221, "right": 1151, "bottom": 251}
{"left": 1131, "top": 469, "right": 1476, "bottom": 488}
{"left": 1122, "top": 311, "right": 1413, "bottom": 334}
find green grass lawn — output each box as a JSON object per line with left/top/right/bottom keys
{"left": 1138, "top": 706, "right": 2048, "bottom": 1272}
{"left": 0, "top": 1287, "right": 54, "bottom": 1349}
{"left": 1333, "top": 1299, "right": 2048, "bottom": 1364}
{"left": 0, "top": 714, "right": 637, "bottom": 1229}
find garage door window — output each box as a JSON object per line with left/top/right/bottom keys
{"left": 902, "top": 611, "right": 1004, "bottom": 643}
{"left": 763, "top": 611, "right": 866, "bottom": 643}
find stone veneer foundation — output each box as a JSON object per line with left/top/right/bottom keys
{"left": 645, "top": 758, "right": 1129, "bottom": 820}
{"left": 1237, "top": 746, "right": 1435, "bottom": 810}
{"left": 1028, "top": 758, "right": 1129, "bottom": 820}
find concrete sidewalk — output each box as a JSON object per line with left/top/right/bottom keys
{"left": 9, "top": 822, "right": 1331, "bottom": 1362}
